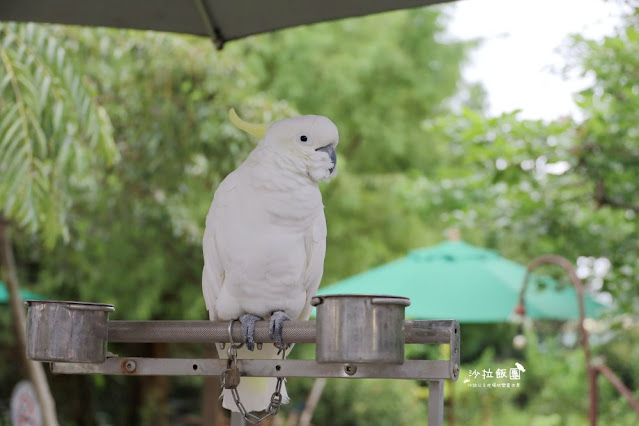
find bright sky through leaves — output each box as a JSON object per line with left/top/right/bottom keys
{"left": 448, "top": 0, "right": 628, "bottom": 120}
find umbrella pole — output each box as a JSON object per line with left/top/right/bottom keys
{"left": 428, "top": 381, "right": 444, "bottom": 426}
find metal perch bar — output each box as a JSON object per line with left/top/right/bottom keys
{"left": 28, "top": 308, "right": 459, "bottom": 426}
{"left": 51, "top": 358, "right": 456, "bottom": 380}
{"left": 107, "top": 319, "right": 458, "bottom": 345}
{"left": 48, "top": 319, "right": 460, "bottom": 383}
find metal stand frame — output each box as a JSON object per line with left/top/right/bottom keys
{"left": 41, "top": 319, "right": 459, "bottom": 425}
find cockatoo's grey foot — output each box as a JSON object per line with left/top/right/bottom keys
{"left": 239, "top": 313, "right": 262, "bottom": 351}
{"left": 269, "top": 311, "right": 291, "bottom": 349}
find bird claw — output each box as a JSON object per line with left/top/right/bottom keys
{"left": 269, "top": 311, "right": 291, "bottom": 350}
{"left": 239, "top": 313, "right": 262, "bottom": 351}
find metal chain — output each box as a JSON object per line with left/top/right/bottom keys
{"left": 220, "top": 320, "right": 288, "bottom": 425}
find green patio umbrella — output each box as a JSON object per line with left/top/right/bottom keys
{"left": 0, "top": 281, "right": 43, "bottom": 304}
{"left": 318, "top": 241, "right": 604, "bottom": 322}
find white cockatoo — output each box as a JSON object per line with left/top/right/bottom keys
{"left": 202, "top": 109, "right": 338, "bottom": 413}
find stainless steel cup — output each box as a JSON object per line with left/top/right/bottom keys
{"left": 311, "top": 294, "right": 410, "bottom": 364}
{"left": 25, "top": 300, "right": 114, "bottom": 363}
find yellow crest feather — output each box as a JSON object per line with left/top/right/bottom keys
{"left": 229, "top": 108, "right": 269, "bottom": 139}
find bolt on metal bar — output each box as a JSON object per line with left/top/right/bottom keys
{"left": 107, "top": 319, "right": 458, "bottom": 345}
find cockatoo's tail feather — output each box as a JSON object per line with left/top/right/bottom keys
{"left": 217, "top": 344, "right": 290, "bottom": 413}
{"left": 220, "top": 377, "right": 290, "bottom": 413}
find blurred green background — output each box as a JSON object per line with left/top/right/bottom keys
{"left": 1, "top": 1, "right": 638, "bottom": 425}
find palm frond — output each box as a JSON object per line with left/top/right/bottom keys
{"left": 0, "top": 23, "right": 119, "bottom": 244}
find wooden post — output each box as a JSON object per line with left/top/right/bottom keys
{"left": 299, "top": 378, "right": 327, "bottom": 426}
{"left": 0, "top": 218, "right": 59, "bottom": 426}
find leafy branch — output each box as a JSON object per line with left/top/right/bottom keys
{"left": 594, "top": 180, "right": 639, "bottom": 213}
{"left": 0, "top": 23, "right": 119, "bottom": 245}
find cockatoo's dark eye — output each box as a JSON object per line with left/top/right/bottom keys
{"left": 300, "top": 135, "right": 308, "bottom": 142}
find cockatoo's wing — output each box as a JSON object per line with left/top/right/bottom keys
{"left": 202, "top": 172, "right": 239, "bottom": 321}
{"left": 298, "top": 211, "right": 327, "bottom": 321}
{"left": 201, "top": 226, "right": 221, "bottom": 321}
{"left": 204, "top": 173, "right": 294, "bottom": 412}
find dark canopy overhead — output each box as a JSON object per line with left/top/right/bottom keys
{"left": 0, "top": 0, "right": 454, "bottom": 48}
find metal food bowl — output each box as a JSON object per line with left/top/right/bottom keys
{"left": 25, "top": 300, "right": 114, "bottom": 363}
{"left": 311, "top": 294, "right": 410, "bottom": 364}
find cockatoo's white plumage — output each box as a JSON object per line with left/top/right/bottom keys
{"left": 202, "top": 110, "right": 338, "bottom": 413}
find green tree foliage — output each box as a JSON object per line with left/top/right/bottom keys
{"left": 33, "top": 29, "right": 290, "bottom": 320}
{"left": 227, "top": 8, "right": 483, "bottom": 281}
{"left": 6, "top": 9, "right": 476, "bottom": 423}
{"left": 5, "top": 28, "right": 283, "bottom": 425}
{"left": 2, "top": 3, "right": 639, "bottom": 425}
{"left": 0, "top": 23, "right": 117, "bottom": 245}
{"left": 236, "top": 8, "right": 480, "bottom": 173}
{"left": 0, "top": 23, "right": 119, "bottom": 426}
{"left": 30, "top": 5, "right": 479, "bottom": 318}
{"left": 409, "top": 12, "right": 639, "bottom": 423}
{"left": 312, "top": 378, "right": 427, "bottom": 426}
{"left": 454, "top": 326, "right": 639, "bottom": 426}
{"left": 418, "top": 19, "right": 639, "bottom": 312}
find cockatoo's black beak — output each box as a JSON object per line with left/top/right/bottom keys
{"left": 316, "top": 145, "right": 337, "bottom": 173}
